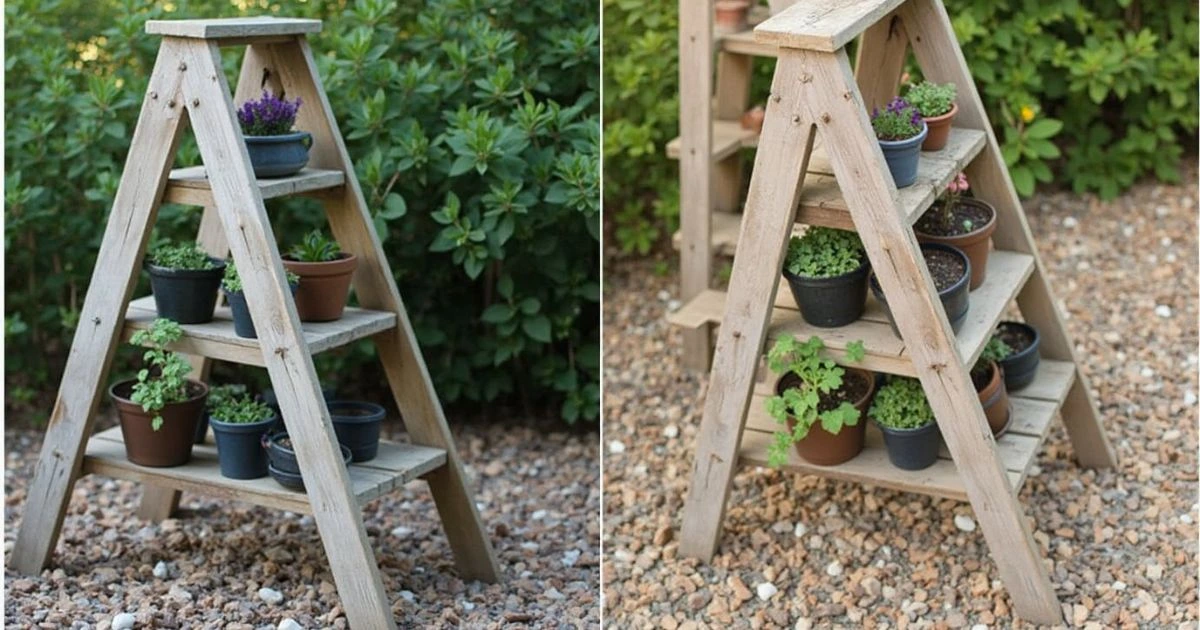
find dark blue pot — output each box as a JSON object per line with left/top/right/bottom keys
{"left": 210, "top": 412, "right": 277, "bottom": 480}
{"left": 224, "top": 282, "right": 297, "bottom": 339}
{"left": 244, "top": 131, "right": 311, "bottom": 178}
{"left": 263, "top": 432, "right": 351, "bottom": 491}
{"left": 870, "top": 243, "right": 970, "bottom": 338}
{"left": 876, "top": 419, "right": 941, "bottom": 470}
{"left": 997, "top": 320, "right": 1041, "bottom": 390}
{"left": 146, "top": 257, "right": 226, "bottom": 324}
{"left": 328, "top": 401, "right": 385, "bottom": 462}
{"left": 878, "top": 122, "right": 928, "bottom": 188}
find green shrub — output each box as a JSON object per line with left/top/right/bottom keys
{"left": 5, "top": 0, "right": 599, "bottom": 425}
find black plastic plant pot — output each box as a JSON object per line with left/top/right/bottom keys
{"left": 869, "top": 243, "right": 970, "bottom": 338}
{"left": 146, "top": 258, "right": 226, "bottom": 324}
{"left": 996, "top": 320, "right": 1041, "bottom": 391}
{"left": 263, "top": 432, "right": 351, "bottom": 492}
{"left": 781, "top": 259, "right": 870, "bottom": 328}
{"left": 876, "top": 420, "right": 941, "bottom": 471}
{"left": 260, "top": 385, "right": 336, "bottom": 411}
{"left": 328, "top": 401, "right": 385, "bottom": 462}
{"left": 209, "top": 412, "right": 278, "bottom": 480}
{"left": 193, "top": 415, "right": 209, "bottom": 444}
{"left": 225, "top": 283, "right": 297, "bottom": 339}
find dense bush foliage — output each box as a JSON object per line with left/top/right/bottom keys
{"left": 603, "top": 0, "right": 1198, "bottom": 252}
{"left": 5, "top": 0, "right": 600, "bottom": 424}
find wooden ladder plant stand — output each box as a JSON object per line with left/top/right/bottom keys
{"left": 669, "top": 0, "right": 1118, "bottom": 624}
{"left": 11, "top": 18, "right": 499, "bottom": 628}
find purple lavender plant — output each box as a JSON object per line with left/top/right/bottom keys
{"left": 237, "top": 91, "right": 303, "bottom": 136}
{"left": 870, "top": 97, "right": 924, "bottom": 141}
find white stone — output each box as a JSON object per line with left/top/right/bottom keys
{"left": 1146, "top": 564, "right": 1164, "bottom": 580}
{"left": 755, "top": 582, "right": 778, "bottom": 601}
{"left": 1163, "top": 430, "right": 1181, "bottom": 441}
{"left": 793, "top": 522, "right": 808, "bottom": 538}
{"left": 1155, "top": 205, "right": 1169, "bottom": 218}
{"left": 399, "top": 590, "right": 416, "bottom": 603}
{"left": 461, "top": 601, "right": 476, "bottom": 611}
{"left": 613, "top": 549, "right": 634, "bottom": 563}
{"left": 531, "top": 509, "right": 548, "bottom": 520}
{"left": 954, "top": 514, "right": 977, "bottom": 532}
{"left": 520, "top": 542, "right": 539, "bottom": 552}
{"left": 608, "top": 440, "right": 626, "bottom": 454}
{"left": 825, "top": 560, "right": 843, "bottom": 577}
{"left": 545, "top": 587, "right": 566, "bottom": 600}
{"left": 562, "top": 549, "right": 581, "bottom": 567}
{"left": 1155, "top": 305, "right": 1172, "bottom": 318}
{"left": 771, "top": 521, "right": 793, "bottom": 534}
{"left": 794, "top": 619, "right": 813, "bottom": 630}
{"left": 1182, "top": 514, "right": 1194, "bottom": 525}
{"left": 667, "top": 299, "right": 682, "bottom": 312}
{"left": 657, "top": 290, "right": 671, "bottom": 302}
{"left": 111, "top": 613, "right": 136, "bottom": 630}
{"left": 258, "top": 587, "right": 284, "bottom": 605}
{"left": 1141, "top": 367, "right": 1156, "bottom": 378}
{"left": 1112, "top": 581, "right": 1127, "bottom": 591}
{"left": 1062, "top": 216, "right": 1078, "bottom": 228}
{"left": 663, "top": 425, "right": 680, "bottom": 439}
{"left": 1185, "top": 391, "right": 1197, "bottom": 406}
{"left": 971, "top": 625, "right": 989, "bottom": 630}
{"left": 277, "top": 620, "right": 303, "bottom": 630}
{"left": 391, "top": 526, "right": 414, "bottom": 538}
{"left": 1122, "top": 225, "right": 1135, "bottom": 237}
{"left": 152, "top": 561, "right": 168, "bottom": 579}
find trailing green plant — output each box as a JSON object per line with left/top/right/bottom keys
{"left": 763, "top": 335, "right": 866, "bottom": 467}
{"left": 869, "top": 377, "right": 934, "bottom": 430}
{"left": 871, "top": 97, "right": 924, "bottom": 141}
{"left": 222, "top": 260, "right": 298, "bottom": 293}
{"left": 210, "top": 395, "right": 274, "bottom": 424}
{"left": 287, "top": 230, "right": 342, "bottom": 263}
{"left": 904, "top": 80, "right": 956, "bottom": 118}
{"left": 972, "top": 336, "right": 1013, "bottom": 377}
{"left": 128, "top": 318, "right": 192, "bottom": 431}
{"left": 784, "top": 228, "right": 865, "bottom": 278}
{"left": 149, "top": 243, "right": 217, "bottom": 271}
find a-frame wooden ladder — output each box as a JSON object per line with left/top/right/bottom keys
{"left": 11, "top": 18, "right": 499, "bottom": 628}
{"left": 673, "top": 1, "right": 1116, "bottom": 624}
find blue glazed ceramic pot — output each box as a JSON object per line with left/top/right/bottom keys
{"left": 243, "top": 131, "right": 311, "bottom": 178}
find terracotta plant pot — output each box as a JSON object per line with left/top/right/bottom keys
{"left": 778, "top": 367, "right": 877, "bottom": 466}
{"left": 974, "top": 360, "right": 1012, "bottom": 437}
{"left": 996, "top": 321, "right": 1041, "bottom": 390}
{"left": 110, "top": 379, "right": 208, "bottom": 467}
{"left": 921, "top": 102, "right": 958, "bottom": 151}
{"left": 740, "top": 105, "right": 765, "bottom": 134}
{"left": 714, "top": 0, "right": 751, "bottom": 33}
{"left": 915, "top": 197, "right": 997, "bottom": 290}
{"left": 282, "top": 253, "right": 358, "bottom": 322}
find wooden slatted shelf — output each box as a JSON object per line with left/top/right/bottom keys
{"left": 665, "top": 120, "right": 759, "bottom": 162}
{"left": 162, "top": 166, "right": 345, "bottom": 206}
{"left": 122, "top": 295, "right": 396, "bottom": 367}
{"left": 740, "top": 359, "right": 1075, "bottom": 500}
{"left": 668, "top": 250, "right": 1035, "bottom": 376}
{"left": 83, "top": 426, "right": 446, "bottom": 514}
{"left": 719, "top": 29, "right": 778, "bottom": 57}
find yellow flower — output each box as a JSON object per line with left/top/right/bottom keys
{"left": 1020, "top": 105, "right": 1035, "bottom": 123}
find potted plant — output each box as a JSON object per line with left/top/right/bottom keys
{"left": 221, "top": 261, "right": 299, "bottom": 339}
{"left": 972, "top": 338, "right": 1013, "bottom": 437}
{"left": 263, "top": 432, "right": 351, "bottom": 491}
{"left": 237, "top": 90, "right": 310, "bottom": 178}
{"left": 209, "top": 391, "right": 278, "bottom": 480}
{"left": 870, "top": 243, "right": 971, "bottom": 338}
{"left": 109, "top": 319, "right": 208, "bottom": 467}
{"left": 870, "top": 376, "right": 940, "bottom": 471}
{"left": 914, "top": 172, "right": 997, "bottom": 290}
{"left": 781, "top": 227, "right": 869, "bottom": 327}
{"left": 995, "top": 321, "right": 1041, "bottom": 390}
{"left": 871, "top": 97, "right": 928, "bottom": 188}
{"left": 904, "top": 81, "right": 958, "bottom": 151}
{"left": 714, "top": 0, "right": 751, "bottom": 34}
{"left": 328, "top": 401, "right": 385, "bottom": 462}
{"left": 281, "top": 230, "right": 358, "bottom": 322}
{"left": 195, "top": 383, "right": 250, "bottom": 444}
{"left": 145, "top": 242, "right": 226, "bottom": 324}
{"left": 740, "top": 105, "right": 765, "bottom": 134}
{"left": 764, "top": 335, "right": 875, "bottom": 467}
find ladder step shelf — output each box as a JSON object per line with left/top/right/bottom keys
{"left": 163, "top": 166, "right": 345, "bottom": 206}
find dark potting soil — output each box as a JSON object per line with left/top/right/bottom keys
{"left": 916, "top": 201, "right": 992, "bottom": 237}
{"left": 970, "top": 364, "right": 992, "bottom": 391}
{"left": 821, "top": 370, "right": 870, "bottom": 413}
{"left": 998, "top": 326, "right": 1034, "bottom": 352}
{"left": 923, "top": 249, "right": 967, "bottom": 291}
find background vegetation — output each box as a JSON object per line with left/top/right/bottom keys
{"left": 603, "top": 0, "right": 1198, "bottom": 254}
{"left": 5, "top": 0, "right": 600, "bottom": 424}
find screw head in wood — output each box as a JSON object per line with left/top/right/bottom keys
{"left": 149, "top": 91, "right": 158, "bottom": 100}
{"left": 191, "top": 98, "right": 200, "bottom": 107}
{"left": 167, "top": 100, "right": 176, "bottom": 108}
{"left": 820, "top": 113, "right": 832, "bottom": 124}
{"left": 178, "top": 61, "right": 187, "bottom": 71}
{"left": 800, "top": 72, "right": 813, "bottom": 83}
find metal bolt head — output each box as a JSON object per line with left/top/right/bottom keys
{"left": 191, "top": 98, "right": 200, "bottom": 107}
{"left": 178, "top": 61, "right": 187, "bottom": 71}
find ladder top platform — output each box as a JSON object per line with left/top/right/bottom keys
{"left": 145, "top": 17, "right": 322, "bottom": 40}
{"left": 754, "top": 0, "right": 905, "bottom": 51}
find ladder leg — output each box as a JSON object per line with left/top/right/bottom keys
{"left": 679, "top": 50, "right": 818, "bottom": 561}
{"left": 854, "top": 7, "right": 909, "bottom": 112}
{"left": 240, "top": 39, "right": 501, "bottom": 582}
{"left": 714, "top": 52, "right": 753, "bottom": 213}
{"left": 900, "top": 0, "right": 1117, "bottom": 468}
{"left": 11, "top": 41, "right": 191, "bottom": 574}
{"left": 809, "top": 47, "right": 1063, "bottom": 625}
{"left": 180, "top": 40, "right": 397, "bottom": 628}
{"left": 138, "top": 204, "right": 230, "bottom": 521}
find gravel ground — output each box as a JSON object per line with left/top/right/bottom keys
{"left": 5, "top": 416, "right": 600, "bottom": 628}
{"left": 602, "top": 166, "right": 1198, "bottom": 629}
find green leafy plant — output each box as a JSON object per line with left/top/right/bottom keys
{"left": 207, "top": 383, "right": 249, "bottom": 409}
{"left": 763, "top": 335, "right": 866, "bottom": 467}
{"left": 210, "top": 395, "right": 274, "bottom": 424}
{"left": 869, "top": 377, "right": 934, "bottom": 430}
{"left": 871, "top": 97, "right": 924, "bottom": 141}
{"left": 287, "top": 230, "right": 342, "bottom": 263}
{"left": 972, "top": 336, "right": 1013, "bottom": 377}
{"left": 150, "top": 243, "right": 216, "bottom": 271}
{"left": 222, "top": 260, "right": 298, "bottom": 293}
{"left": 904, "top": 80, "right": 957, "bottom": 117}
{"left": 784, "top": 228, "right": 865, "bottom": 278}
{"left": 129, "top": 318, "right": 192, "bottom": 431}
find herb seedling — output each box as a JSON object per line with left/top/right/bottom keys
{"left": 869, "top": 377, "right": 934, "bottom": 429}
{"left": 764, "top": 335, "right": 867, "bottom": 467}
{"left": 784, "top": 228, "right": 865, "bottom": 278}
{"left": 287, "top": 230, "right": 342, "bottom": 263}
{"left": 207, "top": 383, "right": 249, "bottom": 409}
{"left": 129, "top": 318, "right": 192, "bottom": 431}
{"left": 211, "top": 395, "right": 274, "bottom": 425}
{"left": 973, "top": 336, "right": 1013, "bottom": 377}
{"left": 150, "top": 243, "right": 216, "bottom": 271}
{"left": 904, "top": 81, "right": 957, "bottom": 118}
{"left": 870, "top": 97, "right": 924, "bottom": 141}
{"left": 237, "top": 91, "right": 303, "bottom": 137}
{"left": 223, "top": 260, "right": 299, "bottom": 293}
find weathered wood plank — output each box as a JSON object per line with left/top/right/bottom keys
{"left": 162, "top": 166, "right": 344, "bottom": 206}
{"left": 146, "top": 17, "right": 321, "bottom": 39}
{"left": 1015, "top": 360, "right": 1075, "bottom": 405}
{"left": 753, "top": 0, "right": 907, "bottom": 52}
{"left": 854, "top": 7, "right": 909, "bottom": 113}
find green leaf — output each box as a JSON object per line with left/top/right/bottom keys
{"left": 481, "top": 303, "right": 515, "bottom": 323}
{"left": 1010, "top": 166, "right": 1035, "bottom": 196}
{"left": 380, "top": 193, "right": 407, "bottom": 219}
{"left": 1025, "top": 119, "right": 1062, "bottom": 139}
{"left": 845, "top": 340, "right": 865, "bottom": 362}
{"left": 522, "top": 315, "right": 552, "bottom": 343}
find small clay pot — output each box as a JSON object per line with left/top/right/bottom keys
{"left": 778, "top": 367, "right": 877, "bottom": 466}
{"left": 915, "top": 198, "right": 997, "bottom": 290}
{"left": 714, "top": 0, "right": 751, "bottom": 34}
{"left": 921, "top": 102, "right": 958, "bottom": 151}
{"left": 740, "top": 106, "right": 766, "bottom": 134}
{"left": 282, "top": 253, "right": 358, "bottom": 322}
{"left": 996, "top": 321, "right": 1041, "bottom": 390}
{"left": 975, "top": 360, "right": 1012, "bottom": 437}
{"left": 110, "top": 379, "right": 208, "bottom": 467}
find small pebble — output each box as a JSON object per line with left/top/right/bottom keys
{"left": 954, "top": 514, "right": 977, "bottom": 532}
{"left": 111, "top": 613, "right": 136, "bottom": 630}
{"left": 277, "top": 620, "right": 303, "bottom": 630}
{"left": 390, "top": 526, "right": 413, "bottom": 538}
{"left": 793, "top": 522, "right": 807, "bottom": 538}
{"left": 1155, "top": 304, "right": 1172, "bottom": 318}
{"left": 825, "top": 560, "right": 842, "bottom": 577}
{"left": 608, "top": 440, "right": 626, "bottom": 454}
{"left": 152, "top": 561, "right": 168, "bottom": 579}
{"left": 257, "top": 587, "right": 284, "bottom": 605}
{"left": 755, "top": 582, "right": 778, "bottom": 601}
{"left": 662, "top": 425, "right": 679, "bottom": 439}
